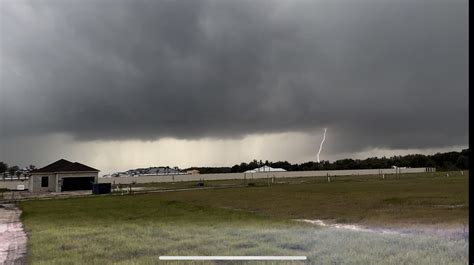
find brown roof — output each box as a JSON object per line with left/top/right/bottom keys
{"left": 32, "top": 159, "right": 99, "bottom": 173}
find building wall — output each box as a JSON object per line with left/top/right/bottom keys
{"left": 30, "top": 174, "right": 57, "bottom": 192}
{"left": 29, "top": 172, "right": 98, "bottom": 192}
{"left": 99, "top": 167, "right": 435, "bottom": 185}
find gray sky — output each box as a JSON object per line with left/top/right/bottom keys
{"left": 0, "top": 0, "right": 468, "bottom": 173}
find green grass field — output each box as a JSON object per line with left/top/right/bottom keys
{"left": 132, "top": 171, "right": 468, "bottom": 226}
{"left": 20, "top": 171, "right": 468, "bottom": 264}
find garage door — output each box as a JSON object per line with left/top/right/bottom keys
{"left": 62, "top": 177, "right": 95, "bottom": 191}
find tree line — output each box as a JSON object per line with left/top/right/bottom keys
{"left": 0, "top": 162, "right": 36, "bottom": 180}
{"left": 185, "top": 148, "right": 469, "bottom": 174}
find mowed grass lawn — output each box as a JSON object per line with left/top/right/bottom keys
{"left": 20, "top": 171, "right": 468, "bottom": 264}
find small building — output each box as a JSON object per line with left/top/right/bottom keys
{"left": 244, "top": 165, "right": 286, "bottom": 173}
{"left": 29, "top": 159, "right": 99, "bottom": 192}
{"left": 144, "top": 167, "right": 184, "bottom": 175}
{"left": 186, "top": 169, "right": 200, "bottom": 175}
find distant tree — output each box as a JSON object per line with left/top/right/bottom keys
{"left": 270, "top": 161, "right": 291, "bottom": 171}
{"left": 231, "top": 164, "right": 241, "bottom": 173}
{"left": 455, "top": 156, "right": 468, "bottom": 169}
{"left": 15, "top": 170, "right": 22, "bottom": 180}
{"left": 239, "top": 162, "right": 249, "bottom": 172}
{"left": 249, "top": 160, "right": 258, "bottom": 169}
{"left": 0, "top": 162, "right": 8, "bottom": 174}
{"left": 442, "top": 161, "right": 456, "bottom": 171}
{"left": 426, "top": 159, "right": 436, "bottom": 168}
{"left": 8, "top": 166, "right": 19, "bottom": 178}
{"left": 27, "top": 165, "right": 36, "bottom": 172}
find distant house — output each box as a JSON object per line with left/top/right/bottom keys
{"left": 29, "top": 159, "right": 99, "bottom": 192}
{"left": 143, "top": 167, "right": 184, "bottom": 175}
{"left": 244, "top": 165, "right": 286, "bottom": 173}
{"left": 186, "top": 169, "right": 200, "bottom": 175}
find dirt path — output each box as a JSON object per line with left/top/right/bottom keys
{"left": 0, "top": 204, "right": 27, "bottom": 265}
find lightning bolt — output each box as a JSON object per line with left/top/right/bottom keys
{"left": 317, "top": 128, "right": 327, "bottom": 163}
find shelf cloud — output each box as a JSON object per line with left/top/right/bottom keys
{"left": 1, "top": 0, "right": 468, "bottom": 167}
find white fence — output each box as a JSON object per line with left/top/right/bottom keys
{"left": 0, "top": 168, "right": 436, "bottom": 190}
{"left": 98, "top": 167, "right": 434, "bottom": 185}
{"left": 0, "top": 180, "right": 29, "bottom": 190}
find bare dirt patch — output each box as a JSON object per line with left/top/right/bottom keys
{"left": 0, "top": 204, "right": 27, "bottom": 265}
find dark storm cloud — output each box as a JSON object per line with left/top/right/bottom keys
{"left": 1, "top": 0, "right": 468, "bottom": 152}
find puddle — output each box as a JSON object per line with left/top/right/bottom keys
{"left": 433, "top": 204, "right": 465, "bottom": 208}
{"left": 295, "top": 219, "right": 469, "bottom": 240}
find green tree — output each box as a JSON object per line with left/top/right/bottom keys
{"left": 15, "top": 170, "right": 22, "bottom": 180}
{"left": 426, "top": 159, "right": 436, "bottom": 168}
{"left": 8, "top": 166, "right": 19, "bottom": 179}
{"left": 0, "top": 162, "right": 8, "bottom": 174}
{"left": 455, "top": 155, "right": 468, "bottom": 169}
{"left": 27, "top": 165, "right": 36, "bottom": 172}
{"left": 248, "top": 160, "right": 258, "bottom": 169}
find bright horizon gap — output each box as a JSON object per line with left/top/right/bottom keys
{"left": 1, "top": 133, "right": 467, "bottom": 175}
